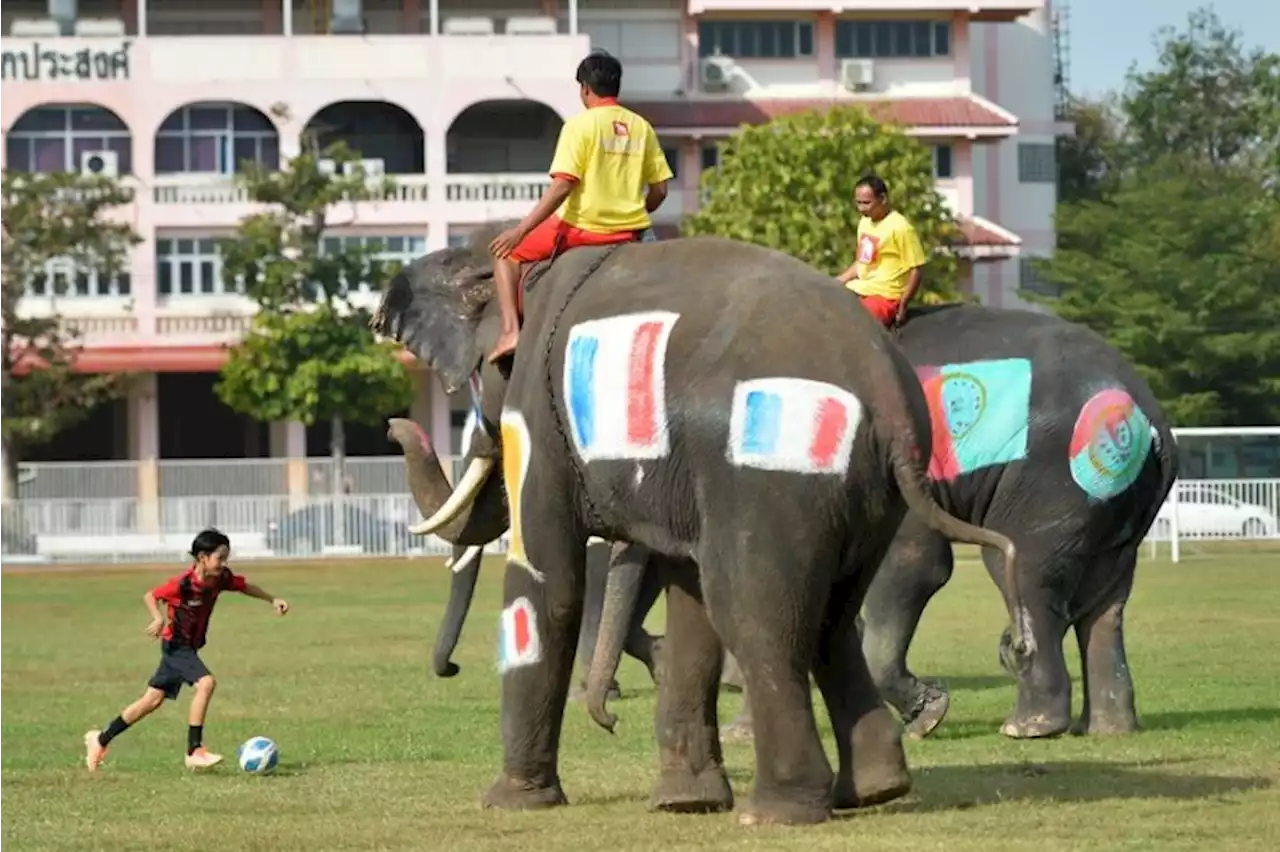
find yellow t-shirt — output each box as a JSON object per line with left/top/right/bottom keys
{"left": 848, "top": 210, "right": 927, "bottom": 300}
{"left": 548, "top": 102, "right": 674, "bottom": 233}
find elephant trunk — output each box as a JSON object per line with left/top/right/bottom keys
{"left": 887, "top": 439, "right": 1032, "bottom": 658}
{"left": 586, "top": 541, "right": 649, "bottom": 733}
{"left": 432, "top": 545, "right": 485, "bottom": 677}
{"left": 386, "top": 418, "right": 506, "bottom": 546}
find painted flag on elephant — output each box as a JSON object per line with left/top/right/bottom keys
{"left": 914, "top": 357, "right": 1032, "bottom": 481}
{"left": 498, "top": 596, "right": 542, "bottom": 674}
{"left": 726, "top": 377, "right": 863, "bottom": 475}
{"left": 563, "top": 311, "right": 680, "bottom": 462}
{"left": 1068, "top": 387, "right": 1152, "bottom": 501}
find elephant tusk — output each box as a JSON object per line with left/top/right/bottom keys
{"left": 408, "top": 456, "right": 496, "bottom": 536}
{"left": 448, "top": 545, "right": 484, "bottom": 574}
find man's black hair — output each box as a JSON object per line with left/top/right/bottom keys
{"left": 576, "top": 50, "right": 623, "bottom": 98}
{"left": 855, "top": 174, "right": 889, "bottom": 198}
{"left": 190, "top": 527, "right": 231, "bottom": 557}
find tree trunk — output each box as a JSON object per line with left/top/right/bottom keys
{"left": 331, "top": 414, "right": 346, "bottom": 548}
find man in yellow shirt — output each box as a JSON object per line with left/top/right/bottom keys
{"left": 836, "top": 174, "right": 928, "bottom": 328}
{"left": 486, "top": 50, "right": 674, "bottom": 363}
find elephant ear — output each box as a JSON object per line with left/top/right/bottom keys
{"left": 371, "top": 245, "right": 496, "bottom": 394}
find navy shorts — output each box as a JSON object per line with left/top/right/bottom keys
{"left": 148, "top": 645, "right": 211, "bottom": 700}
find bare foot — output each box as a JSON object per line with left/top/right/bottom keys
{"left": 488, "top": 330, "right": 519, "bottom": 363}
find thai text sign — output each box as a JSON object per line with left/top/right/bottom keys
{"left": 1, "top": 41, "right": 133, "bottom": 82}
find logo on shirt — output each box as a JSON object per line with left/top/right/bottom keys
{"left": 857, "top": 234, "right": 880, "bottom": 265}
{"left": 611, "top": 120, "right": 629, "bottom": 137}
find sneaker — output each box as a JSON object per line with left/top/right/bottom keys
{"left": 184, "top": 747, "right": 223, "bottom": 769}
{"left": 84, "top": 730, "right": 108, "bottom": 772}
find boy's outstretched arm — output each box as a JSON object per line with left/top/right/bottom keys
{"left": 143, "top": 589, "right": 166, "bottom": 638}
{"left": 241, "top": 582, "right": 290, "bottom": 615}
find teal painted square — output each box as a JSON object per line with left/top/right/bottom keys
{"left": 939, "top": 358, "right": 1032, "bottom": 475}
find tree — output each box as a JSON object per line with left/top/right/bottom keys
{"left": 1121, "top": 7, "right": 1280, "bottom": 181}
{"left": 1028, "top": 159, "right": 1280, "bottom": 426}
{"left": 682, "top": 105, "right": 964, "bottom": 301}
{"left": 214, "top": 140, "right": 415, "bottom": 542}
{"left": 1, "top": 171, "right": 140, "bottom": 496}
{"left": 1055, "top": 96, "right": 1128, "bottom": 204}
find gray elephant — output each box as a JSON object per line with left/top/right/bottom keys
{"left": 374, "top": 225, "right": 1025, "bottom": 826}
{"left": 590, "top": 302, "right": 1178, "bottom": 743}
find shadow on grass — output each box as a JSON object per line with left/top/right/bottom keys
{"left": 933, "top": 675, "right": 1011, "bottom": 693}
{"left": 1139, "top": 707, "right": 1280, "bottom": 731}
{"left": 861, "top": 759, "right": 1270, "bottom": 815}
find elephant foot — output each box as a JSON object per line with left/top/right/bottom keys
{"left": 1070, "top": 712, "right": 1140, "bottom": 737}
{"left": 569, "top": 680, "right": 622, "bottom": 703}
{"left": 481, "top": 774, "right": 568, "bottom": 810}
{"left": 737, "top": 795, "right": 830, "bottom": 826}
{"left": 902, "top": 682, "right": 951, "bottom": 741}
{"left": 1001, "top": 712, "right": 1070, "bottom": 739}
{"left": 644, "top": 637, "right": 665, "bottom": 685}
{"left": 650, "top": 765, "right": 734, "bottom": 814}
{"left": 832, "top": 707, "right": 912, "bottom": 809}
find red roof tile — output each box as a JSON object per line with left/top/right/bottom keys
{"left": 626, "top": 96, "right": 1017, "bottom": 132}
{"left": 956, "top": 216, "right": 1021, "bottom": 247}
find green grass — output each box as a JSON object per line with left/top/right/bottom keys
{"left": 3, "top": 551, "right": 1279, "bottom": 851}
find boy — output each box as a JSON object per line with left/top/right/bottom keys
{"left": 836, "top": 173, "right": 928, "bottom": 328}
{"left": 84, "top": 528, "right": 289, "bottom": 772}
{"left": 486, "top": 49, "right": 674, "bottom": 363}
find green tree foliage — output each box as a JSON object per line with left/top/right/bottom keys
{"left": 1030, "top": 160, "right": 1280, "bottom": 426}
{"left": 1, "top": 171, "right": 140, "bottom": 493}
{"left": 1121, "top": 7, "right": 1280, "bottom": 180}
{"left": 214, "top": 140, "right": 415, "bottom": 483}
{"left": 682, "top": 105, "right": 963, "bottom": 301}
{"left": 1055, "top": 97, "right": 1128, "bottom": 204}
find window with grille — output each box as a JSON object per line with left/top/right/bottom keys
{"left": 834, "top": 20, "right": 951, "bottom": 58}
{"left": 1019, "top": 256, "right": 1060, "bottom": 296}
{"left": 698, "top": 20, "right": 815, "bottom": 58}
{"left": 1018, "top": 143, "right": 1057, "bottom": 184}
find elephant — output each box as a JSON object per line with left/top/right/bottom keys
{"left": 372, "top": 223, "right": 1026, "bottom": 825}
{"left": 589, "top": 301, "right": 1178, "bottom": 744}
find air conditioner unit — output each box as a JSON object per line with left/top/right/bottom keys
{"left": 317, "top": 158, "right": 338, "bottom": 176}
{"left": 343, "top": 158, "right": 385, "bottom": 177}
{"left": 506, "top": 16, "right": 557, "bottom": 36}
{"left": 700, "top": 55, "right": 735, "bottom": 92}
{"left": 840, "top": 58, "right": 875, "bottom": 92}
{"left": 80, "top": 149, "right": 119, "bottom": 178}
{"left": 443, "top": 17, "right": 495, "bottom": 36}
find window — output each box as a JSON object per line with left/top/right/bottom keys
{"left": 24, "top": 260, "right": 130, "bottom": 299}
{"left": 155, "top": 104, "right": 279, "bottom": 175}
{"left": 834, "top": 20, "right": 951, "bottom": 58}
{"left": 698, "top": 20, "right": 815, "bottom": 58}
{"left": 447, "top": 232, "right": 470, "bottom": 249}
{"left": 1018, "top": 257, "right": 1059, "bottom": 297}
{"left": 1018, "top": 143, "right": 1056, "bottom": 184}
{"left": 661, "top": 144, "right": 681, "bottom": 179}
{"left": 156, "top": 237, "right": 232, "bottom": 297}
{"left": 933, "top": 145, "right": 954, "bottom": 179}
{"left": 701, "top": 143, "right": 721, "bottom": 171}
{"left": 322, "top": 235, "right": 426, "bottom": 292}
{"left": 4, "top": 105, "right": 132, "bottom": 174}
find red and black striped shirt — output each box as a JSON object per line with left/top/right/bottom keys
{"left": 151, "top": 567, "right": 248, "bottom": 649}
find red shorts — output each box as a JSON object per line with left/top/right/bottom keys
{"left": 510, "top": 215, "right": 638, "bottom": 263}
{"left": 859, "top": 295, "right": 902, "bottom": 327}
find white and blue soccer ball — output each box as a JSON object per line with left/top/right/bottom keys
{"left": 237, "top": 736, "right": 279, "bottom": 774}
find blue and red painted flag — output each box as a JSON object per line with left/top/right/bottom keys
{"left": 727, "top": 377, "right": 863, "bottom": 475}
{"left": 498, "top": 596, "right": 542, "bottom": 674}
{"left": 563, "top": 311, "right": 679, "bottom": 462}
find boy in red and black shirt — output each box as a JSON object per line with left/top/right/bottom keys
{"left": 84, "top": 528, "right": 290, "bottom": 772}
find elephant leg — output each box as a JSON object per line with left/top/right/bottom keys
{"left": 860, "top": 523, "right": 954, "bottom": 739}
{"left": 703, "top": 552, "right": 834, "bottom": 825}
{"left": 482, "top": 521, "right": 586, "bottom": 811}
{"left": 985, "top": 546, "right": 1072, "bottom": 739}
{"left": 648, "top": 557, "right": 733, "bottom": 814}
{"left": 814, "top": 576, "right": 912, "bottom": 811}
{"left": 623, "top": 558, "right": 664, "bottom": 683}
{"left": 573, "top": 543, "right": 621, "bottom": 702}
{"left": 1072, "top": 546, "right": 1139, "bottom": 735}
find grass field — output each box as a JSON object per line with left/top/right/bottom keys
{"left": 4, "top": 551, "right": 1279, "bottom": 851}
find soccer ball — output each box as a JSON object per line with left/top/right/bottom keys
{"left": 237, "top": 736, "right": 279, "bottom": 774}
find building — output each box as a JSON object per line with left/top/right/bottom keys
{"left": 1, "top": 0, "right": 1066, "bottom": 496}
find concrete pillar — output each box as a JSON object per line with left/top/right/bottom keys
{"left": 425, "top": 123, "right": 449, "bottom": 250}
{"left": 815, "top": 12, "right": 835, "bottom": 91}
{"left": 128, "top": 373, "right": 160, "bottom": 533}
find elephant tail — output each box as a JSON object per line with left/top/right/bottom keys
{"left": 888, "top": 443, "right": 1034, "bottom": 659}
{"left": 586, "top": 542, "right": 649, "bottom": 734}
